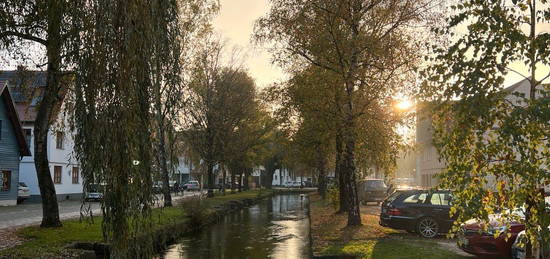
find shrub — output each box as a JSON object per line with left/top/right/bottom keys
{"left": 327, "top": 187, "right": 339, "bottom": 210}
{"left": 181, "top": 196, "right": 210, "bottom": 228}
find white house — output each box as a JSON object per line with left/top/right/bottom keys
{"left": 1, "top": 71, "right": 83, "bottom": 201}
{"left": 173, "top": 156, "right": 193, "bottom": 184}
{"left": 415, "top": 78, "right": 538, "bottom": 187}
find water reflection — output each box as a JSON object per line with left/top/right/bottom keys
{"left": 161, "top": 194, "right": 310, "bottom": 259}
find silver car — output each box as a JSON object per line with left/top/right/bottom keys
{"left": 184, "top": 180, "right": 201, "bottom": 191}
{"left": 17, "top": 182, "right": 31, "bottom": 203}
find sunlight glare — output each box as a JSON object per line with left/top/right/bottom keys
{"left": 395, "top": 99, "right": 413, "bottom": 111}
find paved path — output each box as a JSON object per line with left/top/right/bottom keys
{"left": 0, "top": 191, "right": 202, "bottom": 230}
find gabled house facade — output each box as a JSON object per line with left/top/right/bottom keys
{"left": 0, "top": 70, "right": 83, "bottom": 201}
{"left": 0, "top": 81, "right": 31, "bottom": 206}
{"left": 415, "top": 78, "right": 539, "bottom": 187}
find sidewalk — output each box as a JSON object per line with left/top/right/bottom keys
{"left": 0, "top": 191, "right": 200, "bottom": 230}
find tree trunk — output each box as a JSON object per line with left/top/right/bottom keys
{"left": 221, "top": 165, "right": 226, "bottom": 195}
{"left": 230, "top": 167, "right": 236, "bottom": 193}
{"left": 35, "top": 0, "right": 63, "bottom": 228}
{"left": 317, "top": 148, "right": 327, "bottom": 199}
{"left": 157, "top": 118, "right": 172, "bottom": 207}
{"left": 342, "top": 82, "right": 361, "bottom": 226}
{"left": 207, "top": 161, "right": 214, "bottom": 197}
{"left": 237, "top": 172, "right": 243, "bottom": 192}
{"left": 265, "top": 169, "right": 274, "bottom": 189}
{"left": 243, "top": 168, "right": 250, "bottom": 190}
{"left": 335, "top": 130, "right": 348, "bottom": 213}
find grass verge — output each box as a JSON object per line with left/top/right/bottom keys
{"left": 0, "top": 189, "right": 273, "bottom": 258}
{"left": 309, "top": 194, "right": 468, "bottom": 259}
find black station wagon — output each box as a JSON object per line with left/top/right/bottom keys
{"left": 379, "top": 189, "right": 454, "bottom": 238}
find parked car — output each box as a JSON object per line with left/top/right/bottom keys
{"left": 511, "top": 229, "right": 550, "bottom": 259}
{"left": 358, "top": 179, "right": 387, "bottom": 205}
{"left": 283, "top": 181, "right": 302, "bottom": 188}
{"left": 379, "top": 189, "right": 453, "bottom": 238}
{"left": 17, "top": 182, "right": 30, "bottom": 203}
{"left": 303, "top": 180, "right": 314, "bottom": 187}
{"left": 458, "top": 212, "right": 525, "bottom": 258}
{"left": 84, "top": 184, "right": 104, "bottom": 202}
{"left": 184, "top": 180, "right": 201, "bottom": 191}
{"left": 461, "top": 197, "right": 550, "bottom": 258}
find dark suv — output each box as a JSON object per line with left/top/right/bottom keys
{"left": 358, "top": 179, "right": 387, "bottom": 205}
{"left": 379, "top": 189, "right": 454, "bottom": 238}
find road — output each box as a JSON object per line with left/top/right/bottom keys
{"left": 0, "top": 191, "right": 202, "bottom": 230}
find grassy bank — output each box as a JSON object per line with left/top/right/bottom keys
{"left": 0, "top": 189, "right": 273, "bottom": 259}
{"left": 309, "top": 194, "right": 468, "bottom": 259}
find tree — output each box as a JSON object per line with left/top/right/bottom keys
{"left": 264, "top": 66, "right": 338, "bottom": 198}
{"left": 71, "top": 0, "right": 188, "bottom": 256}
{"left": 256, "top": 0, "right": 432, "bottom": 226}
{"left": 150, "top": 0, "right": 218, "bottom": 207}
{"left": 422, "top": 1, "right": 550, "bottom": 258}
{"left": 182, "top": 38, "right": 258, "bottom": 197}
{"left": 0, "top": 0, "right": 89, "bottom": 227}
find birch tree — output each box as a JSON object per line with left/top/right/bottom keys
{"left": 256, "top": 0, "right": 434, "bottom": 226}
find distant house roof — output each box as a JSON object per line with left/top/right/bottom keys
{"left": 502, "top": 77, "right": 529, "bottom": 93}
{"left": 0, "top": 70, "right": 67, "bottom": 123}
{"left": 0, "top": 81, "right": 31, "bottom": 156}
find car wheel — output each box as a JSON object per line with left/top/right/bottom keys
{"left": 417, "top": 217, "right": 439, "bottom": 238}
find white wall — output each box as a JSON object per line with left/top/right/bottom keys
{"left": 18, "top": 115, "right": 83, "bottom": 196}
{"left": 415, "top": 79, "right": 535, "bottom": 188}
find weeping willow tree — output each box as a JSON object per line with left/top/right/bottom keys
{"left": 70, "top": 0, "right": 183, "bottom": 257}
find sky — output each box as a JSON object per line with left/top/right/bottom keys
{"left": 212, "top": 0, "right": 286, "bottom": 89}
{"left": 212, "top": 1, "right": 550, "bottom": 90}
{"left": 1, "top": 2, "right": 548, "bottom": 90}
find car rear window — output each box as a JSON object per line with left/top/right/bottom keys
{"left": 19, "top": 182, "right": 27, "bottom": 187}
{"left": 402, "top": 192, "right": 427, "bottom": 204}
{"left": 385, "top": 191, "right": 403, "bottom": 203}
{"left": 365, "top": 180, "right": 387, "bottom": 189}
{"left": 429, "top": 192, "right": 451, "bottom": 206}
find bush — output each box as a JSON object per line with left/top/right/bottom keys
{"left": 181, "top": 196, "right": 210, "bottom": 228}
{"left": 327, "top": 187, "right": 339, "bottom": 210}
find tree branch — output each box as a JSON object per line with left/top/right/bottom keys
{"left": 0, "top": 31, "right": 47, "bottom": 45}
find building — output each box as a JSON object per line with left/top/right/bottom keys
{"left": 415, "top": 78, "right": 537, "bottom": 187}
{"left": 1, "top": 70, "right": 83, "bottom": 201}
{"left": 173, "top": 156, "right": 193, "bottom": 184}
{"left": 0, "top": 81, "right": 31, "bottom": 206}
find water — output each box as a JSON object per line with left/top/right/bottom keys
{"left": 161, "top": 194, "right": 310, "bottom": 259}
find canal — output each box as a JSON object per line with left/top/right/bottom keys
{"left": 161, "top": 193, "right": 311, "bottom": 259}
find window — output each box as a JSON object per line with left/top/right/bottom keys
{"left": 0, "top": 171, "right": 11, "bottom": 191}
{"left": 56, "top": 132, "right": 64, "bottom": 149}
{"left": 24, "top": 129, "right": 32, "bottom": 148}
{"left": 72, "top": 167, "right": 79, "bottom": 184}
{"left": 403, "top": 192, "right": 427, "bottom": 204}
{"left": 430, "top": 192, "right": 451, "bottom": 206}
{"left": 54, "top": 166, "right": 62, "bottom": 184}
{"left": 365, "top": 180, "right": 387, "bottom": 190}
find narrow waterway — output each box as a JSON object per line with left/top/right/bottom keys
{"left": 161, "top": 193, "right": 310, "bottom": 259}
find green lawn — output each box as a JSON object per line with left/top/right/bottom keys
{"left": 0, "top": 189, "right": 273, "bottom": 258}
{"left": 321, "top": 239, "right": 468, "bottom": 259}
{"left": 309, "top": 194, "right": 469, "bottom": 259}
